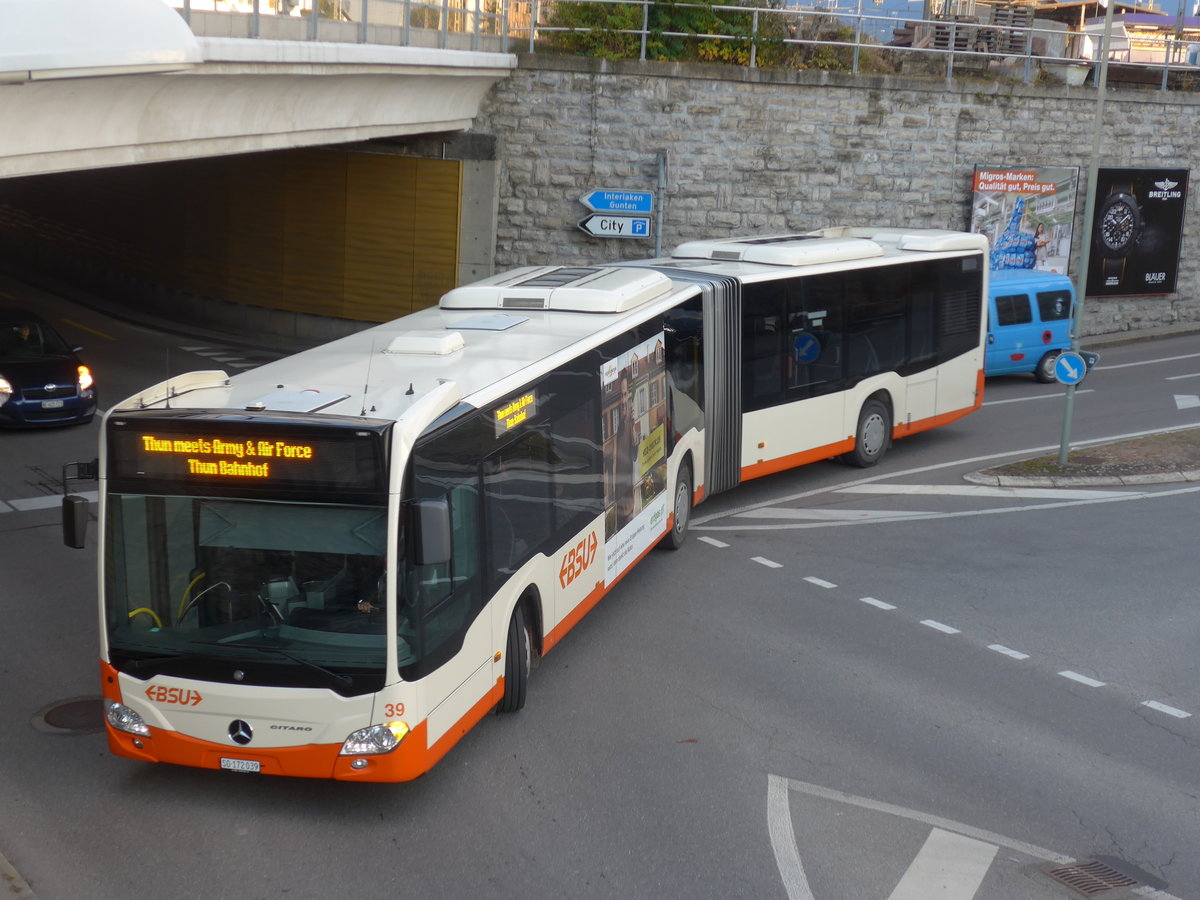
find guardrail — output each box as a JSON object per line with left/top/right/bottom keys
{"left": 171, "top": 0, "right": 1200, "bottom": 91}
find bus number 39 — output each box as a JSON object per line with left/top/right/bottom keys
{"left": 559, "top": 532, "right": 599, "bottom": 588}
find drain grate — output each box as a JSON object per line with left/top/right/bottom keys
{"left": 1043, "top": 859, "right": 1139, "bottom": 896}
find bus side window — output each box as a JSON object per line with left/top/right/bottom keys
{"left": 485, "top": 430, "right": 554, "bottom": 581}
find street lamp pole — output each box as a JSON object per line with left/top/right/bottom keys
{"left": 1059, "top": 0, "right": 1117, "bottom": 465}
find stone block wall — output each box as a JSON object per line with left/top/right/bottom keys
{"left": 471, "top": 55, "right": 1200, "bottom": 338}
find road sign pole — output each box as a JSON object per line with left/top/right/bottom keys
{"left": 1060, "top": 0, "right": 1116, "bottom": 466}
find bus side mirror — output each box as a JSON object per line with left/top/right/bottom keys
{"left": 63, "top": 495, "right": 90, "bottom": 549}
{"left": 413, "top": 498, "right": 451, "bottom": 566}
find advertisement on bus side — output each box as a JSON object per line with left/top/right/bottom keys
{"left": 600, "top": 332, "right": 669, "bottom": 584}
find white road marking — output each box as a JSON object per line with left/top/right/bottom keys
{"left": 886, "top": 827, "right": 998, "bottom": 900}
{"left": 700, "top": 483, "right": 1200, "bottom": 531}
{"left": 752, "top": 556, "right": 783, "bottom": 569}
{"left": 1165, "top": 372, "right": 1200, "bottom": 381}
{"left": 698, "top": 536, "right": 729, "bottom": 548}
{"left": 1142, "top": 701, "right": 1191, "bottom": 719}
{"left": 734, "top": 507, "right": 936, "bottom": 521}
{"left": 988, "top": 644, "right": 1030, "bottom": 660}
{"left": 2, "top": 491, "right": 97, "bottom": 512}
{"left": 983, "top": 388, "right": 1095, "bottom": 406}
{"left": 921, "top": 619, "right": 960, "bottom": 634}
{"left": 860, "top": 596, "right": 896, "bottom": 610}
{"left": 1059, "top": 670, "right": 1106, "bottom": 687}
{"left": 803, "top": 576, "right": 836, "bottom": 589}
{"left": 766, "top": 775, "right": 816, "bottom": 900}
{"left": 693, "top": 422, "right": 1200, "bottom": 530}
{"left": 839, "top": 484, "right": 1134, "bottom": 500}
{"left": 1173, "top": 394, "right": 1200, "bottom": 410}
{"left": 766, "top": 775, "right": 1075, "bottom": 900}
{"left": 1102, "top": 351, "right": 1200, "bottom": 369}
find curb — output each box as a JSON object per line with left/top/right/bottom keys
{"left": 1, "top": 851, "right": 37, "bottom": 900}
{"left": 965, "top": 469, "right": 1200, "bottom": 488}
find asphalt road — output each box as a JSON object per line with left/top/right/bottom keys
{"left": 2, "top": 274, "right": 1198, "bottom": 899}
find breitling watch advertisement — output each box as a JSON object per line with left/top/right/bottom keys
{"left": 1086, "top": 167, "right": 1189, "bottom": 297}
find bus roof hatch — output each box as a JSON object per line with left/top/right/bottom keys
{"left": 671, "top": 234, "right": 885, "bottom": 266}
{"left": 440, "top": 266, "right": 674, "bottom": 314}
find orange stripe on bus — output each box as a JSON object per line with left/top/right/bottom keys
{"left": 741, "top": 396, "right": 982, "bottom": 483}
{"left": 741, "top": 439, "right": 854, "bottom": 482}
{"left": 543, "top": 529, "right": 665, "bottom": 655}
{"left": 99, "top": 659, "right": 504, "bottom": 782}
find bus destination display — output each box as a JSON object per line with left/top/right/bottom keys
{"left": 139, "top": 434, "right": 313, "bottom": 478}
{"left": 109, "top": 422, "right": 383, "bottom": 494}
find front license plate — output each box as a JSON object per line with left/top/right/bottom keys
{"left": 220, "top": 757, "right": 261, "bottom": 774}
{"left": 41, "top": 400, "right": 64, "bottom": 409}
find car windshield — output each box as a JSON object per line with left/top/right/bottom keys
{"left": 104, "top": 494, "right": 401, "bottom": 694}
{"left": 0, "top": 319, "right": 72, "bottom": 359}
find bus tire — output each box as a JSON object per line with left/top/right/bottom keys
{"left": 845, "top": 398, "right": 891, "bottom": 468}
{"left": 496, "top": 604, "right": 531, "bottom": 714}
{"left": 1034, "top": 351, "right": 1059, "bottom": 383}
{"left": 663, "top": 458, "right": 692, "bottom": 551}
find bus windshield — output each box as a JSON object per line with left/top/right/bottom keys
{"left": 104, "top": 493, "right": 395, "bottom": 695}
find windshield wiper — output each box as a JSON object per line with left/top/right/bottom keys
{"left": 250, "top": 645, "right": 354, "bottom": 691}
{"left": 193, "top": 640, "right": 354, "bottom": 691}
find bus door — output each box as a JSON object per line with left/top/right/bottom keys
{"left": 654, "top": 271, "right": 741, "bottom": 497}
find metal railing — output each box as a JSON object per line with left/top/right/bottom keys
{"left": 171, "top": 0, "right": 1200, "bottom": 91}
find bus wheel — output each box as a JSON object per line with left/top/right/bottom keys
{"left": 496, "top": 604, "right": 531, "bottom": 714}
{"left": 663, "top": 459, "right": 692, "bottom": 551}
{"left": 845, "top": 398, "right": 890, "bottom": 468}
{"left": 1034, "top": 351, "right": 1059, "bottom": 384}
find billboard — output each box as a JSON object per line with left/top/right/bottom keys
{"left": 971, "top": 166, "right": 1080, "bottom": 275}
{"left": 1085, "top": 167, "right": 1189, "bottom": 297}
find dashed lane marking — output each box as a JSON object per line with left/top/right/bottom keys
{"left": 1058, "top": 671, "right": 1106, "bottom": 688}
{"left": 803, "top": 576, "right": 836, "bottom": 589}
{"left": 1142, "top": 701, "right": 1191, "bottom": 719}
{"left": 860, "top": 597, "right": 896, "bottom": 610}
{"left": 698, "top": 536, "right": 729, "bottom": 548}
{"left": 752, "top": 556, "right": 783, "bottom": 569}
{"left": 988, "top": 644, "right": 1030, "bottom": 660}
{"left": 921, "top": 619, "right": 960, "bottom": 635}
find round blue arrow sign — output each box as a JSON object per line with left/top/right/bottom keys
{"left": 1054, "top": 350, "right": 1087, "bottom": 385}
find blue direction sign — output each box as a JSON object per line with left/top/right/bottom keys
{"left": 793, "top": 332, "right": 821, "bottom": 364}
{"left": 578, "top": 214, "right": 652, "bottom": 239}
{"left": 1054, "top": 350, "right": 1088, "bottom": 385}
{"left": 580, "top": 189, "right": 654, "bottom": 214}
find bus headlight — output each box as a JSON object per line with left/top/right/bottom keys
{"left": 104, "top": 699, "right": 151, "bottom": 737}
{"left": 339, "top": 721, "right": 410, "bottom": 756}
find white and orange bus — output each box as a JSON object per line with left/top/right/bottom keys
{"left": 79, "top": 227, "right": 988, "bottom": 781}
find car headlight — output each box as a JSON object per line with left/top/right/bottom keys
{"left": 339, "top": 721, "right": 410, "bottom": 756}
{"left": 104, "top": 698, "right": 151, "bottom": 737}
{"left": 0, "top": 375, "right": 11, "bottom": 405}
{"left": 77, "top": 365, "right": 93, "bottom": 392}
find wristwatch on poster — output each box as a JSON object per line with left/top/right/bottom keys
{"left": 1095, "top": 182, "right": 1143, "bottom": 283}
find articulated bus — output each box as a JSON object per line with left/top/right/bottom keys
{"left": 80, "top": 227, "right": 988, "bottom": 781}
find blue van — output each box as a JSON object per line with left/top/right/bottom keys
{"left": 985, "top": 269, "right": 1076, "bottom": 382}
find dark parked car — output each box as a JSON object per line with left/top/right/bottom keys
{"left": 0, "top": 309, "right": 96, "bottom": 427}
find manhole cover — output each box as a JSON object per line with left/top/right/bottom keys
{"left": 1043, "top": 859, "right": 1139, "bottom": 896}
{"left": 33, "top": 697, "right": 105, "bottom": 734}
